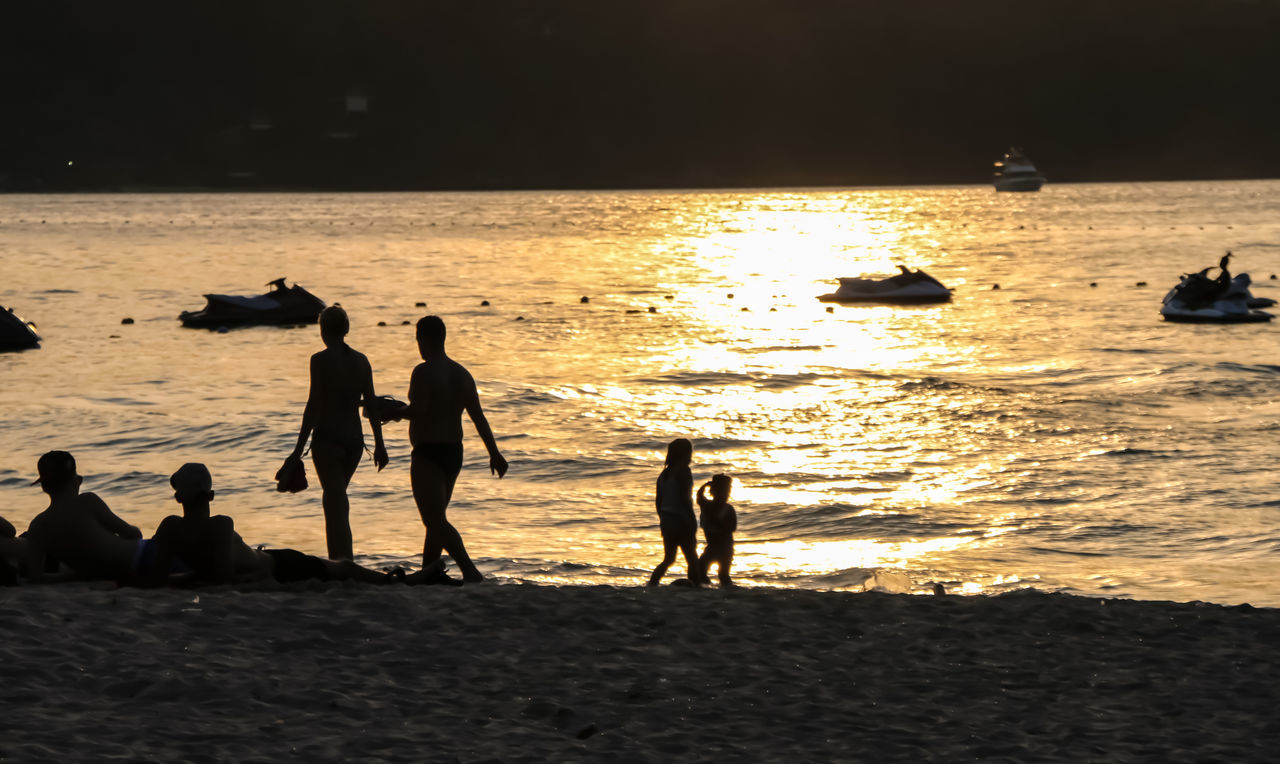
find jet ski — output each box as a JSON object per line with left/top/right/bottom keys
{"left": 0, "top": 305, "right": 41, "bottom": 350}
{"left": 179, "top": 278, "right": 326, "bottom": 328}
{"left": 818, "top": 265, "right": 953, "bottom": 305}
{"left": 1161, "top": 264, "right": 1274, "bottom": 324}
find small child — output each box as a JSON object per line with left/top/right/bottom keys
{"left": 647, "top": 438, "right": 701, "bottom": 587}
{"left": 697, "top": 474, "right": 737, "bottom": 587}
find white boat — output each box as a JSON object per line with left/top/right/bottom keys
{"left": 1161, "top": 262, "right": 1274, "bottom": 324}
{"left": 818, "top": 266, "right": 952, "bottom": 305}
{"left": 993, "top": 147, "right": 1046, "bottom": 192}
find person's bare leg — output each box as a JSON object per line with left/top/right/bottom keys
{"left": 411, "top": 450, "right": 481, "bottom": 582}
{"left": 647, "top": 535, "right": 678, "bottom": 586}
{"left": 312, "top": 440, "right": 359, "bottom": 560}
{"left": 321, "top": 559, "right": 399, "bottom": 584}
{"left": 680, "top": 536, "right": 701, "bottom": 588}
{"left": 718, "top": 544, "right": 734, "bottom": 587}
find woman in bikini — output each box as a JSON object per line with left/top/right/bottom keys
{"left": 287, "top": 305, "right": 388, "bottom": 560}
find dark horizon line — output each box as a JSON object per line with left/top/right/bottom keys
{"left": 3, "top": 173, "right": 1278, "bottom": 197}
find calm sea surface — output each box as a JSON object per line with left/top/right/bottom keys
{"left": 3, "top": 183, "right": 1280, "bottom": 605}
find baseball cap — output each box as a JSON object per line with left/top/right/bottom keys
{"left": 32, "top": 450, "right": 77, "bottom": 488}
{"left": 170, "top": 462, "right": 213, "bottom": 501}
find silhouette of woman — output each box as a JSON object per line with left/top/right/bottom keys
{"left": 647, "top": 438, "right": 701, "bottom": 587}
{"left": 288, "top": 305, "right": 388, "bottom": 560}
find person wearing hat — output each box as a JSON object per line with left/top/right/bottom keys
{"left": 23, "top": 450, "right": 148, "bottom": 582}
{"left": 152, "top": 462, "right": 402, "bottom": 585}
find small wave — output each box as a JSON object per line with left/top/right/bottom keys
{"left": 632, "top": 370, "right": 835, "bottom": 390}
{"left": 737, "top": 344, "right": 827, "bottom": 354}
{"left": 1096, "top": 347, "right": 1170, "bottom": 355}
{"left": 1214, "top": 362, "right": 1280, "bottom": 376}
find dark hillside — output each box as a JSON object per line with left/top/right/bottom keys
{"left": 5, "top": 0, "right": 1279, "bottom": 190}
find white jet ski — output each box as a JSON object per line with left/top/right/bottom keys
{"left": 1161, "top": 271, "right": 1274, "bottom": 324}
{"left": 819, "top": 265, "right": 952, "bottom": 305}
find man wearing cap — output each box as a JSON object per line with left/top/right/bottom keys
{"left": 24, "top": 450, "right": 148, "bottom": 582}
{"left": 152, "top": 462, "right": 401, "bottom": 585}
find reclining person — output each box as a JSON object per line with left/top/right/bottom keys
{"left": 23, "top": 451, "right": 155, "bottom": 584}
{"left": 151, "top": 463, "right": 400, "bottom": 586}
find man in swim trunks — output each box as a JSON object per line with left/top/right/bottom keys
{"left": 384, "top": 316, "right": 507, "bottom": 583}
{"left": 151, "top": 462, "right": 400, "bottom": 586}
{"left": 23, "top": 451, "right": 154, "bottom": 584}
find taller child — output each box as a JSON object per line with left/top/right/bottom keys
{"left": 289, "top": 305, "right": 388, "bottom": 560}
{"left": 390, "top": 316, "right": 507, "bottom": 583}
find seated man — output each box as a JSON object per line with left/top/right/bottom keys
{"left": 152, "top": 462, "right": 401, "bottom": 586}
{"left": 23, "top": 451, "right": 152, "bottom": 583}
{"left": 1, "top": 515, "right": 23, "bottom": 585}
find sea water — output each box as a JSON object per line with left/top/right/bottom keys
{"left": 3, "top": 182, "right": 1280, "bottom": 605}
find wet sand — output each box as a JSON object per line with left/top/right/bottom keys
{"left": 2, "top": 584, "right": 1277, "bottom": 762}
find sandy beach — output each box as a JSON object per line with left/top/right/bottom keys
{"left": 2, "top": 584, "right": 1277, "bottom": 763}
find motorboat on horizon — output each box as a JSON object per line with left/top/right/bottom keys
{"left": 179, "top": 277, "right": 326, "bottom": 328}
{"left": 993, "top": 147, "right": 1046, "bottom": 192}
{"left": 818, "top": 266, "right": 953, "bottom": 305}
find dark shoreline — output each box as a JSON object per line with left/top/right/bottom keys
{"left": 3, "top": 585, "right": 1278, "bottom": 761}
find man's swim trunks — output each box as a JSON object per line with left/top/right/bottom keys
{"left": 412, "top": 442, "right": 464, "bottom": 478}
{"left": 264, "top": 548, "right": 331, "bottom": 583}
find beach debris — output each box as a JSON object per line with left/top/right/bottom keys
{"left": 580, "top": 296, "right": 589, "bottom": 303}
{"left": 992, "top": 284, "right": 1001, "bottom": 290}
{"left": 647, "top": 306, "right": 657, "bottom": 313}
{"left": 522, "top": 700, "right": 599, "bottom": 739}
{"left": 415, "top": 301, "right": 426, "bottom": 307}
{"left": 120, "top": 317, "right": 134, "bottom": 324}
{"left": 665, "top": 295, "right": 674, "bottom": 300}
{"left": 400, "top": 320, "right": 410, "bottom": 325}
{"left": 377, "top": 321, "right": 387, "bottom": 326}
{"left": 481, "top": 300, "right": 490, "bottom": 306}
{"left": 727, "top": 293, "right": 735, "bottom": 298}
{"left": 826, "top": 306, "right": 834, "bottom": 313}
{"left": 1090, "top": 282, "right": 1097, "bottom": 287}
{"left": 1135, "top": 281, "right": 1147, "bottom": 287}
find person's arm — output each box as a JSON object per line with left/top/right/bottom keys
{"left": 696, "top": 483, "right": 711, "bottom": 510}
{"left": 361, "top": 359, "right": 388, "bottom": 471}
{"left": 86, "top": 494, "right": 142, "bottom": 540}
{"left": 389, "top": 364, "right": 422, "bottom": 424}
{"left": 462, "top": 370, "right": 508, "bottom": 478}
{"left": 211, "top": 517, "right": 238, "bottom": 584}
{"left": 291, "top": 354, "right": 320, "bottom": 459}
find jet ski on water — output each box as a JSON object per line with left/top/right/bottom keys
{"left": 179, "top": 278, "right": 327, "bottom": 328}
{"left": 0, "top": 305, "right": 41, "bottom": 350}
{"left": 818, "top": 265, "right": 953, "bottom": 305}
{"left": 1160, "top": 253, "right": 1274, "bottom": 324}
